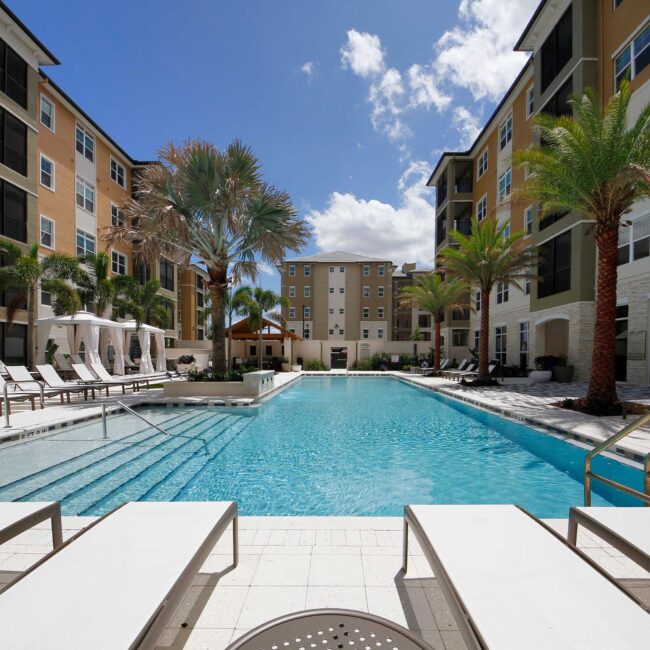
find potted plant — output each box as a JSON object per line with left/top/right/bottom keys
{"left": 280, "top": 356, "right": 291, "bottom": 372}
{"left": 553, "top": 355, "right": 575, "bottom": 383}
{"left": 529, "top": 355, "right": 557, "bottom": 384}
{"left": 176, "top": 354, "right": 196, "bottom": 372}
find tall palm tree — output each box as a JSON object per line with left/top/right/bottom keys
{"left": 112, "top": 277, "right": 174, "bottom": 329}
{"left": 514, "top": 83, "right": 650, "bottom": 413}
{"left": 232, "top": 286, "right": 289, "bottom": 369}
{"left": 0, "top": 241, "right": 80, "bottom": 368}
{"left": 76, "top": 252, "right": 115, "bottom": 317}
{"left": 399, "top": 273, "right": 468, "bottom": 370}
{"left": 439, "top": 219, "right": 535, "bottom": 381}
{"left": 105, "top": 140, "right": 308, "bottom": 371}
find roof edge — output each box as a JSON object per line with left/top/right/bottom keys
{"left": 0, "top": 0, "right": 59, "bottom": 65}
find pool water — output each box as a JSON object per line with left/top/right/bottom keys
{"left": 0, "top": 377, "right": 643, "bottom": 517}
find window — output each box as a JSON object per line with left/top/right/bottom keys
{"left": 41, "top": 290, "right": 51, "bottom": 306}
{"left": 329, "top": 329, "right": 334, "bottom": 335}
{"left": 303, "top": 264, "right": 311, "bottom": 276}
{"left": 615, "top": 0, "right": 624, "bottom": 8}
{"left": 0, "top": 180, "right": 26, "bottom": 242}
{"left": 477, "top": 149, "right": 488, "bottom": 178}
{"left": 475, "top": 291, "right": 481, "bottom": 311}
{"left": 499, "top": 114, "right": 512, "bottom": 150}
{"left": 378, "top": 264, "right": 385, "bottom": 276}
{"left": 538, "top": 230, "right": 572, "bottom": 297}
{"left": 363, "top": 265, "right": 370, "bottom": 277}
{"left": 304, "top": 286, "right": 311, "bottom": 297}
{"left": 0, "top": 109, "right": 27, "bottom": 175}
{"left": 495, "top": 325, "right": 507, "bottom": 366}
{"left": 496, "top": 282, "right": 509, "bottom": 304}
{"left": 110, "top": 158, "right": 125, "bottom": 188}
{"left": 543, "top": 76, "right": 573, "bottom": 118}
{"left": 196, "top": 328, "right": 204, "bottom": 341}
{"left": 304, "top": 306, "right": 311, "bottom": 318}
{"left": 289, "top": 307, "right": 296, "bottom": 319}
{"left": 618, "top": 214, "right": 650, "bottom": 265}
{"left": 0, "top": 39, "right": 27, "bottom": 108}
{"left": 378, "top": 286, "right": 384, "bottom": 297}
{"left": 418, "top": 314, "right": 431, "bottom": 328}
{"left": 541, "top": 6, "right": 573, "bottom": 92}
{"left": 289, "top": 264, "right": 296, "bottom": 276}
{"left": 477, "top": 195, "right": 488, "bottom": 222}
{"left": 526, "top": 86, "right": 534, "bottom": 119}
{"left": 339, "top": 308, "right": 344, "bottom": 314}
{"left": 40, "top": 216, "right": 54, "bottom": 249}
{"left": 329, "top": 308, "right": 334, "bottom": 315}
{"left": 363, "top": 286, "right": 370, "bottom": 297}
{"left": 452, "top": 329, "right": 468, "bottom": 347}
{"left": 196, "top": 291, "right": 204, "bottom": 308}
{"left": 377, "top": 307, "right": 384, "bottom": 318}
{"left": 525, "top": 277, "right": 531, "bottom": 295}
{"left": 111, "top": 250, "right": 127, "bottom": 275}
{"left": 111, "top": 204, "right": 124, "bottom": 226}
{"left": 329, "top": 266, "right": 334, "bottom": 273}
{"left": 75, "top": 124, "right": 95, "bottom": 162}
{"left": 503, "top": 221, "right": 511, "bottom": 239}
{"left": 362, "top": 329, "right": 369, "bottom": 339}
{"left": 363, "top": 307, "right": 369, "bottom": 318}
{"left": 250, "top": 345, "right": 256, "bottom": 357}
{"left": 524, "top": 206, "right": 534, "bottom": 235}
{"left": 76, "top": 176, "right": 95, "bottom": 213}
{"left": 0, "top": 322, "right": 27, "bottom": 365}
{"left": 498, "top": 168, "right": 512, "bottom": 203}
{"left": 40, "top": 95, "right": 56, "bottom": 131}
{"left": 76, "top": 229, "right": 96, "bottom": 257}
{"left": 519, "top": 322, "right": 529, "bottom": 369}
{"left": 615, "top": 24, "right": 650, "bottom": 90}
{"left": 304, "top": 326, "right": 310, "bottom": 340}
{"left": 339, "top": 287, "right": 344, "bottom": 294}
{"left": 40, "top": 154, "right": 54, "bottom": 189}
{"left": 339, "top": 266, "right": 345, "bottom": 273}
{"left": 160, "top": 258, "right": 174, "bottom": 291}
{"left": 134, "top": 262, "right": 150, "bottom": 285}
{"left": 329, "top": 287, "right": 334, "bottom": 294}
{"left": 378, "top": 329, "right": 384, "bottom": 339}
{"left": 289, "top": 286, "right": 296, "bottom": 298}
{"left": 265, "top": 345, "right": 272, "bottom": 357}
{"left": 474, "top": 330, "right": 480, "bottom": 352}
{"left": 289, "top": 328, "right": 296, "bottom": 334}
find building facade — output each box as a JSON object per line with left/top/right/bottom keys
{"left": 429, "top": 0, "right": 650, "bottom": 383}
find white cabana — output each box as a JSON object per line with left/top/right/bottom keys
{"left": 119, "top": 320, "right": 166, "bottom": 375}
{"left": 110, "top": 325, "right": 125, "bottom": 375}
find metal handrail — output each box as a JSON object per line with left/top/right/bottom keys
{"left": 102, "top": 401, "right": 209, "bottom": 455}
{"left": 584, "top": 410, "right": 650, "bottom": 506}
{"left": 3, "top": 380, "right": 46, "bottom": 428}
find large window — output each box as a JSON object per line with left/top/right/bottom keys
{"left": 542, "top": 77, "right": 572, "bottom": 118}
{"left": 499, "top": 115, "right": 512, "bottom": 150}
{"left": 134, "top": 261, "right": 150, "bottom": 285}
{"left": 75, "top": 124, "right": 95, "bottom": 162}
{"left": 495, "top": 325, "right": 507, "bottom": 366}
{"left": 477, "top": 149, "right": 488, "bottom": 178}
{"left": 111, "top": 250, "right": 127, "bottom": 275}
{"left": 303, "top": 264, "right": 311, "bottom": 277}
{"left": 541, "top": 5, "right": 573, "bottom": 92}
{"left": 618, "top": 214, "right": 650, "bottom": 265}
{"left": 538, "top": 230, "right": 571, "bottom": 298}
{"left": 0, "top": 179, "right": 27, "bottom": 242}
{"left": 496, "top": 282, "right": 509, "bottom": 304}
{"left": 519, "top": 322, "right": 529, "bottom": 369}
{"left": 0, "top": 39, "right": 27, "bottom": 108}
{"left": 76, "top": 229, "right": 96, "bottom": 257}
{"left": 76, "top": 176, "right": 95, "bottom": 213}
{"left": 159, "top": 258, "right": 174, "bottom": 291}
{"left": 40, "top": 95, "right": 55, "bottom": 131}
{"left": 452, "top": 329, "right": 468, "bottom": 347}
{"left": 615, "top": 23, "right": 650, "bottom": 90}
{"left": 477, "top": 194, "right": 488, "bottom": 222}
{"left": 498, "top": 168, "right": 512, "bottom": 203}
{"left": 0, "top": 108, "right": 26, "bottom": 175}
{"left": 0, "top": 322, "right": 27, "bottom": 365}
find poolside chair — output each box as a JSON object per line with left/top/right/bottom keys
{"left": 424, "top": 358, "right": 451, "bottom": 377}
{"left": 35, "top": 365, "right": 91, "bottom": 402}
{"left": 402, "top": 504, "right": 650, "bottom": 649}
{"left": 0, "top": 502, "right": 62, "bottom": 550}
{"left": 53, "top": 352, "right": 73, "bottom": 373}
{"left": 89, "top": 362, "right": 150, "bottom": 393}
{"left": 444, "top": 360, "right": 477, "bottom": 380}
{"left": 0, "top": 375, "right": 40, "bottom": 415}
{"left": 0, "top": 501, "right": 238, "bottom": 649}
{"left": 568, "top": 506, "right": 650, "bottom": 573}
{"left": 460, "top": 360, "right": 499, "bottom": 382}
{"left": 5, "top": 365, "right": 74, "bottom": 405}
{"left": 71, "top": 364, "right": 110, "bottom": 397}
{"left": 441, "top": 358, "right": 470, "bottom": 379}
{"left": 70, "top": 354, "right": 84, "bottom": 365}
{"left": 123, "top": 353, "right": 139, "bottom": 373}
{"left": 0, "top": 359, "right": 7, "bottom": 375}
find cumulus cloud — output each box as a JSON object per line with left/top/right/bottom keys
{"left": 452, "top": 105, "right": 483, "bottom": 148}
{"left": 307, "top": 161, "right": 436, "bottom": 266}
{"left": 340, "top": 29, "right": 385, "bottom": 77}
{"left": 301, "top": 61, "right": 315, "bottom": 79}
{"left": 407, "top": 64, "right": 451, "bottom": 111}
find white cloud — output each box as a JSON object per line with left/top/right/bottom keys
{"left": 301, "top": 61, "right": 315, "bottom": 79}
{"left": 368, "top": 68, "right": 411, "bottom": 142}
{"left": 435, "top": 0, "right": 537, "bottom": 101}
{"left": 307, "top": 161, "right": 436, "bottom": 266}
{"left": 340, "top": 30, "right": 385, "bottom": 78}
{"left": 452, "top": 105, "right": 482, "bottom": 148}
{"left": 407, "top": 64, "right": 451, "bottom": 111}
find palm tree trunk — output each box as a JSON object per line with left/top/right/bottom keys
{"left": 227, "top": 329, "right": 233, "bottom": 371}
{"left": 433, "top": 317, "right": 441, "bottom": 370}
{"left": 479, "top": 288, "right": 490, "bottom": 380}
{"left": 258, "top": 321, "right": 263, "bottom": 370}
{"left": 586, "top": 227, "right": 619, "bottom": 409}
{"left": 208, "top": 266, "right": 227, "bottom": 372}
{"left": 26, "top": 285, "right": 36, "bottom": 370}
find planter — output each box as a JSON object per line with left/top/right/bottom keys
{"left": 291, "top": 365, "right": 302, "bottom": 372}
{"left": 163, "top": 370, "right": 275, "bottom": 398}
{"left": 177, "top": 362, "right": 196, "bottom": 373}
{"left": 554, "top": 365, "right": 575, "bottom": 383}
{"left": 281, "top": 363, "right": 291, "bottom": 372}
{"left": 528, "top": 370, "right": 552, "bottom": 385}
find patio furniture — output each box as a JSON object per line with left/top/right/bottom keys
{"left": 0, "top": 502, "right": 62, "bottom": 550}
{"left": 0, "top": 501, "right": 238, "bottom": 649}
{"left": 424, "top": 358, "right": 451, "bottom": 377}
{"left": 568, "top": 506, "right": 650, "bottom": 573}
{"left": 35, "top": 365, "right": 91, "bottom": 401}
{"left": 5, "top": 366, "right": 72, "bottom": 405}
{"left": 461, "top": 360, "right": 499, "bottom": 382}
{"left": 89, "top": 362, "right": 149, "bottom": 393}
{"left": 53, "top": 352, "right": 73, "bottom": 374}
{"left": 228, "top": 609, "right": 434, "bottom": 650}
{"left": 0, "top": 375, "right": 39, "bottom": 415}
{"left": 123, "top": 353, "right": 140, "bottom": 373}
{"left": 71, "top": 363, "right": 109, "bottom": 397}
{"left": 444, "top": 360, "right": 476, "bottom": 380}
{"left": 402, "top": 504, "right": 650, "bottom": 649}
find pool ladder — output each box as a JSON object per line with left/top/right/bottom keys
{"left": 584, "top": 410, "right": 650, "bottom": 506}
{"left": 102, "top": 402, "right": 210, "bottom": 455}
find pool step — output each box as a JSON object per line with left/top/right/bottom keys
{"left": 8, "top": 412, "right": 212, "bottom": 503}
{"left": 76, "top": 414, "right": 244, "bottom": 515}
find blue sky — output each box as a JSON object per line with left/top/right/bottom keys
{"left": 13, "top": 0, "right": 537, "bottom": 290}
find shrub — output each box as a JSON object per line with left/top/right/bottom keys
{"left": 187, "top": 368, "right": 244, "bottom": 382}
{"left": 178, "top": 354, "right": 196, "bottom": 365}
{"left": 304, "top": 359, "right": 327, "bottom": 371}
{"left": 354, "top": 359, "right": 374, "bottom": 371}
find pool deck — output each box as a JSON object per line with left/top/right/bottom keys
{"left": 0, "top": 514, "right": 648, "bottom": 650}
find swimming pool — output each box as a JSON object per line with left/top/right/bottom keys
{"left": 0, "top": 377, "right": 643, "bottom": 517}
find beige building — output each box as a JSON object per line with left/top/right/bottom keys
{"left": 429, "top": 0, "right": 650, "bottom": 383}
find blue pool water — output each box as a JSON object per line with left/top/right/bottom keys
{"left": 0, "top": 377, "right": 643, "bottom": 517}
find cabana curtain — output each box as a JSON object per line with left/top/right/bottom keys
{"left": 138, "top": 328, "right": 154, "bottom": 374}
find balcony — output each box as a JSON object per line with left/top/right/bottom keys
{"left": 454, "top": 219, "right": 472, "bottom": 236}
{"left": 4, "top": 74, "right": 27, "bottom": 109}
{"left": 454, "top": 178, "right": 473, "bottom": 194}
{"left": 4, "top": 144, "right": 26, "bottom": 176}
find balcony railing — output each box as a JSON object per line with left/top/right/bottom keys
{"left": 454, "top": 219, "right": 472, "bottom": 235}
{"left": 454, "top": 178, "right": 473, "bottom": 194}
{"left": 437, "top": 185, "right": 448, "bottom": 207}
{"left": 4, "top": 144, "right": 26, "bottom": 176}
{"left": 0, "top": 212, "right": 27, "bottom": 243}
{"left": 4, "top": 74, "right": 27, "bottom": 109}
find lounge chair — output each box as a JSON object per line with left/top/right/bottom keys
{"left": 53, "top": 352, "right": 73, "bottom": 374}
{"left": 71, "top": 363, "right": 110, "bottom": 397}
{"left": 89, "top": 362, "right": 150, "bottom": 392}
{"left": 5, "top": 365, "right": 73, "bottom": 405}
{"left": 0, "top": 375, "right": 40, "bottom": 415}
{"left": 0, "top": 501, "right": 238, "bottom": 649}
{"left": 444, "top": 360, "right": 477, "bottom": 380}
{"left": 441, "top": 358, "right": 470, "bottom": 378}
{"left": 35, "top": 365, "right": 91, "bottom": 402}
{"left": 568, "top": 506, "right": 650, "bottom": 573}
{"left": 461, "top": 360, "right": 499, "bottom": 382}
{"left": 123, "top": 353, "right": 139, "bottom": 373}
{"left": 402, "top": 504, "right": 650, "bottom": 649}
{"left": 0, "top": 502, "right": 62, "bottom": 550}
{"left": 424, "top": 358, "right": 451, "bottom": 377}
{"left": 70, "top": 354, "right": 84, "bottom": 365}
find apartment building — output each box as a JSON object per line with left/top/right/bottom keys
{"left": 391, "top": 263, "right": 439, "bottom": 342}
{"left": 278, "top": 252, "right": 396, "bottom": 341}
{"left": 429, "top": 0, "right": 650, "bottom": 383}
{"left": 180, "top": 263, "right": 210, "bottom": 341}
{"left": 0, "top": 2, "right": 206, "bottom": 364}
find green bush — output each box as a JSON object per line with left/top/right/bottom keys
{"left": 304, "top": 359, "right": 327, "bottom": 371}
{"left": 354, "top": 358, "right": 374, "bottom": 370}
{"left": 187, "top": 366, "right": 256, "bottom": 382}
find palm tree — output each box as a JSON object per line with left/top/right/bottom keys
{"left": 232, "top": 286, "right": 289, "bottom": 369}
{"left": 439, "top": 218, "right": 535, "bottom": 381}
{"left": 513, "top": 83, "right": 650, "bottom": 413}
{"left": 105, "top": 140, "right": 308, "bottom": 371}
{"left": 399, "top": 273, "right": 468, "bottom": 370}
{"left": 112, "top": 277, "right": 174, "bottom": 330}
{"left": 75, "top": 252, "right": 115, "bottom": 317}
{"left": 0, "top": 241, "right": 80, "bottom": 368}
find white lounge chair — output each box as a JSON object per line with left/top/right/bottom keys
{"left": 568, "top": 506, "right": 650, "bottom": 573}
{"left": 89, "top": 362, "right": 149, "bottom": 392}
{"left": 35, "top": 365, "right": 91, "bottom": 401}
{"left": 0, "top": 375, "right": 40, "bottom": 415}
{"left": 71, "top": 364, "right": 110, "bottom": 397}
{"left": 0, "top": 502, "right": 62, "bottom": 550}
{"left": 4, "top": 366, "right": 72, "bottom": 406}
{"left": 402, "top": 504, "right": 650, "bottom": 649}
{"left": 0, "top": 501, "right": 238, "bottom": 649}
{"left": 53, "top": 352, "right": 73, "bottom": 373}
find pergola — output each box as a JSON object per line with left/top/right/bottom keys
{"left": 120, "top": 320, "right": 166, "bottom": 375}
{"left": 225, "top": 317, "right": 302, "bottom": 341}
